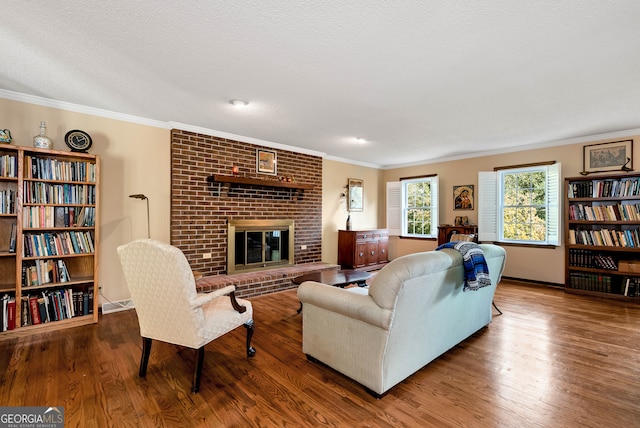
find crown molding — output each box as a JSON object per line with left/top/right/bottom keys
{"left": 381, "top": 128, "right": 640, "bottom": 170}
{"left": 167, "top": 122, "right": 326, "bottom": 158}
{"left": 0, "top": 89, "right": 170, "bottom": 129}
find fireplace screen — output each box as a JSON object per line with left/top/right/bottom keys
{"left": 235, "top": 229, "right": 289, "bottom": 265}
{"left": 228, "top": 220, "right": 294, "bottom": 273}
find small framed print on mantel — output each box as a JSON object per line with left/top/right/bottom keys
{"left": 257, "top": 149, "right": 277, "bottom": 175}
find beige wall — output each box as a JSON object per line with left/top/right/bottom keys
{"left": 321, "top": 159, "right": 383, "bottom": 264}
{"left": 5, "top": 95, "right": 639, "bottom": 296}
{"left": 0, "top": 98, "right": 171, "bottom": 304}
{"left": 383, "top": 135, "right": 640, "bottom": 284}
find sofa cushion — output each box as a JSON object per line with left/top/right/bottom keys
{"left": 368, "top": 250, "right": 455, "bottom": 309}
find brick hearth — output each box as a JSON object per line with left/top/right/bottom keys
{"left": 196, "top": 262, "right": 339, "bottom": 298}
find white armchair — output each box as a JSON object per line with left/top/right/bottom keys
{"left": 117, "top": 239, "right": 255, "bottom": 393}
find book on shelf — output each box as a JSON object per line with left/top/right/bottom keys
{"left": 6, "top": 296, "right": 15, "bottom": 330}
{"left": 623, "top": 277, "right": 639, "bottom": 297}
{"left": 624, "top": 278, "right": 631, "bottom": 296}
{"left": 20, "top": 296, "right": 29, "bottom": 327}
{"left": 29, "top": 295, "right": 41, "bottom": 325}
{"left": 37, "top": 297, "right": 47, "bottom": 323}
{"left": 8, "top": 222, "right": 16, "bottom": 253}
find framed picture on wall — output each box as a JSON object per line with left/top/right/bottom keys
{"left": 347, "top": 178, "right": 364, "bottom": 212}
{"left": 582, "top": 139, "right": 633, "bottom": 174}
{"left": 257, "top": 149, "right": 277, "bottom": 175}
{"left": 453, "top": 185, "right": 474, "bottom": 210}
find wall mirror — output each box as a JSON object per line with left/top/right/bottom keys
{"left": 347, "top": 178, "right": 364, "bottom": 212}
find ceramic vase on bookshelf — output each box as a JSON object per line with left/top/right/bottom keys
{"left": 33, "top": 121, "right": 53, "bottom": 149}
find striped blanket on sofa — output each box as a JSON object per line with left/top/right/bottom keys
{"left": 436, "top": 241, "right": 491, "bottom": 291}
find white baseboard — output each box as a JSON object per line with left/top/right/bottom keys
{"left": 101, "top": 299, "right": 135, "bottom": 314}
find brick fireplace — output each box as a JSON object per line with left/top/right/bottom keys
{"left": 170, "top": 129, "right": 323, "bottom": 297}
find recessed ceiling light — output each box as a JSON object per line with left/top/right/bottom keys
{"left": 355, "top": 137, "right": 366, "bottom": 143}
{"left": 229, "top": 99, "right": 249, "bottom": 108}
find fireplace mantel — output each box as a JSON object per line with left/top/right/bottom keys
{"left": 207, "top": 174, "right": 313, "bottom": 200}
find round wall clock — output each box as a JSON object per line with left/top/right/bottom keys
{"left": 64, "top": 130, "right": 92, "bottom": 152}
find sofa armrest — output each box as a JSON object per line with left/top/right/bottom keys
{"left": 297, "top": 281, "right": 393, "bottom": 330}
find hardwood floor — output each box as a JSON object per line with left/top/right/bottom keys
{"left": 1, "top": 279, "right": 639, "bottom": 427}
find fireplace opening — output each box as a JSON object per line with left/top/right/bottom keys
{"left": 227, "top": 219, "right": 295, "bottom": 273}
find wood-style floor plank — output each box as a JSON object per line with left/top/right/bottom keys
{"left": 1, "top": 279, "right": 639, "bottom": 427}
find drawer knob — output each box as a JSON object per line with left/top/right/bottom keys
{"left": 371, "top": 251, "right": 375, "bottom": 256}
{"left": 359, "top": 252, "right": 364, "bottom": 257}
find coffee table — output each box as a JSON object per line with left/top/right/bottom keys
{"left": 293, "top": 269, "right": 372, "bottom": 313}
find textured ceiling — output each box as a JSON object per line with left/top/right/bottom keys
{"left": 2, "top": 1, "right": 640, "bottom": 168}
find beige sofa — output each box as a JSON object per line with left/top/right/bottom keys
{"left": 297, "top": 244, "right": 506, "bottom": 397}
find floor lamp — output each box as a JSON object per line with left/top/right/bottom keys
{"left": 129, "top": 194, "right": 150, "bottom": 238}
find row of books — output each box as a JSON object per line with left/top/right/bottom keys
{"left": 568, "top": 227, "right": 640, "bottom": 247}
{"left": 8, "top": 287, "right": 94, "bottom": 330}
{"left": 0, "top": 189, "right": 16, "bottom": 214}
{"left": 568, "top": 272, "right": 613, "bottom": 293}
{"left": 22, "top": 259, "right": 71, "bottom": 287}
{"left": 23, "top": 182, "right": 96, "bottom": 205}
{"left": 568, "top": 203, "right": 640, "bottom": 222}
{"left": 25, "top": 156, "right": 97, "bottom": 183}
{"left": 568, "top": 249, "right": 617, "bottom": 270}
{"left": 23, "top": 231, "right": 95, "bottom": 258}
{"left": 23, "top": 206, "right": 96, "bottom": 229}
{"left": 0, "top": 154, "right": 17, "bottom": 178}
{"left": 568, "top": 178, "right": 640, "bottom": 198}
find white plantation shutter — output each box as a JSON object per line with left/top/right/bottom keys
{"left": 386, "top": 181, "right": 402, "bottom": 236}
{"left": 478, "top": 171, "right": 498, "bottom": 242}
{"left": 546, "top": 163, "right": 561, "bottom": 246}
{"left": 429, "top": 176, "right": 439, "bottom": 236}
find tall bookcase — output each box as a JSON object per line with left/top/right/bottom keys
{"left": 0, "top": 145, "right": 99, "bottom": 339}
{"left": 565, "top": 172, "right": 640, "bottom": 301}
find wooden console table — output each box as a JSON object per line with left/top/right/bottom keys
{"left": 338, "top": 229, "right": 389, "bottom": 271}
{"left": 437, "top": 225, "right": 478, "bottom": 246}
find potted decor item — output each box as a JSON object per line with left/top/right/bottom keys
{"left": 33, "top": 121, "right": 53, "bottom": 149}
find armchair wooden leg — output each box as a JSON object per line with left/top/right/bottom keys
{"left": 244, "top": 320, "right": 256, "bottom": 357}
{"left": 139, "top": 337, "right": 152, "bottom": 377}
{"left": 192, "top": 347, "right": 205, "bottom": 394}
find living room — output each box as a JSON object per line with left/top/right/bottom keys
{"left": 3, "top": 87, "right": 640, "bottom": 426}
{"left": 2, "top": 2, "right": 640, "bottom": 426}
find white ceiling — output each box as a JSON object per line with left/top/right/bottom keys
{"left": 2, "top": 1, "right": 640, "bottom": 168}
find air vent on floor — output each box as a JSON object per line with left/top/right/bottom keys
{"left": 101, "top": 299, "right": 135, "bottom": 314}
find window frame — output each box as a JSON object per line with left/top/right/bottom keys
{"left": 478, "top": 163, "right": 560, "bottom": 246}
{"left": 386, "top": 176, "right": 439, "bottom": 238}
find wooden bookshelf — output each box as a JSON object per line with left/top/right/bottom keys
{"left": 0, "top": 145, "right": 100, "bottom": 338}
{"left": 565, "top": 172, "right": 640, "bottom": 302}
